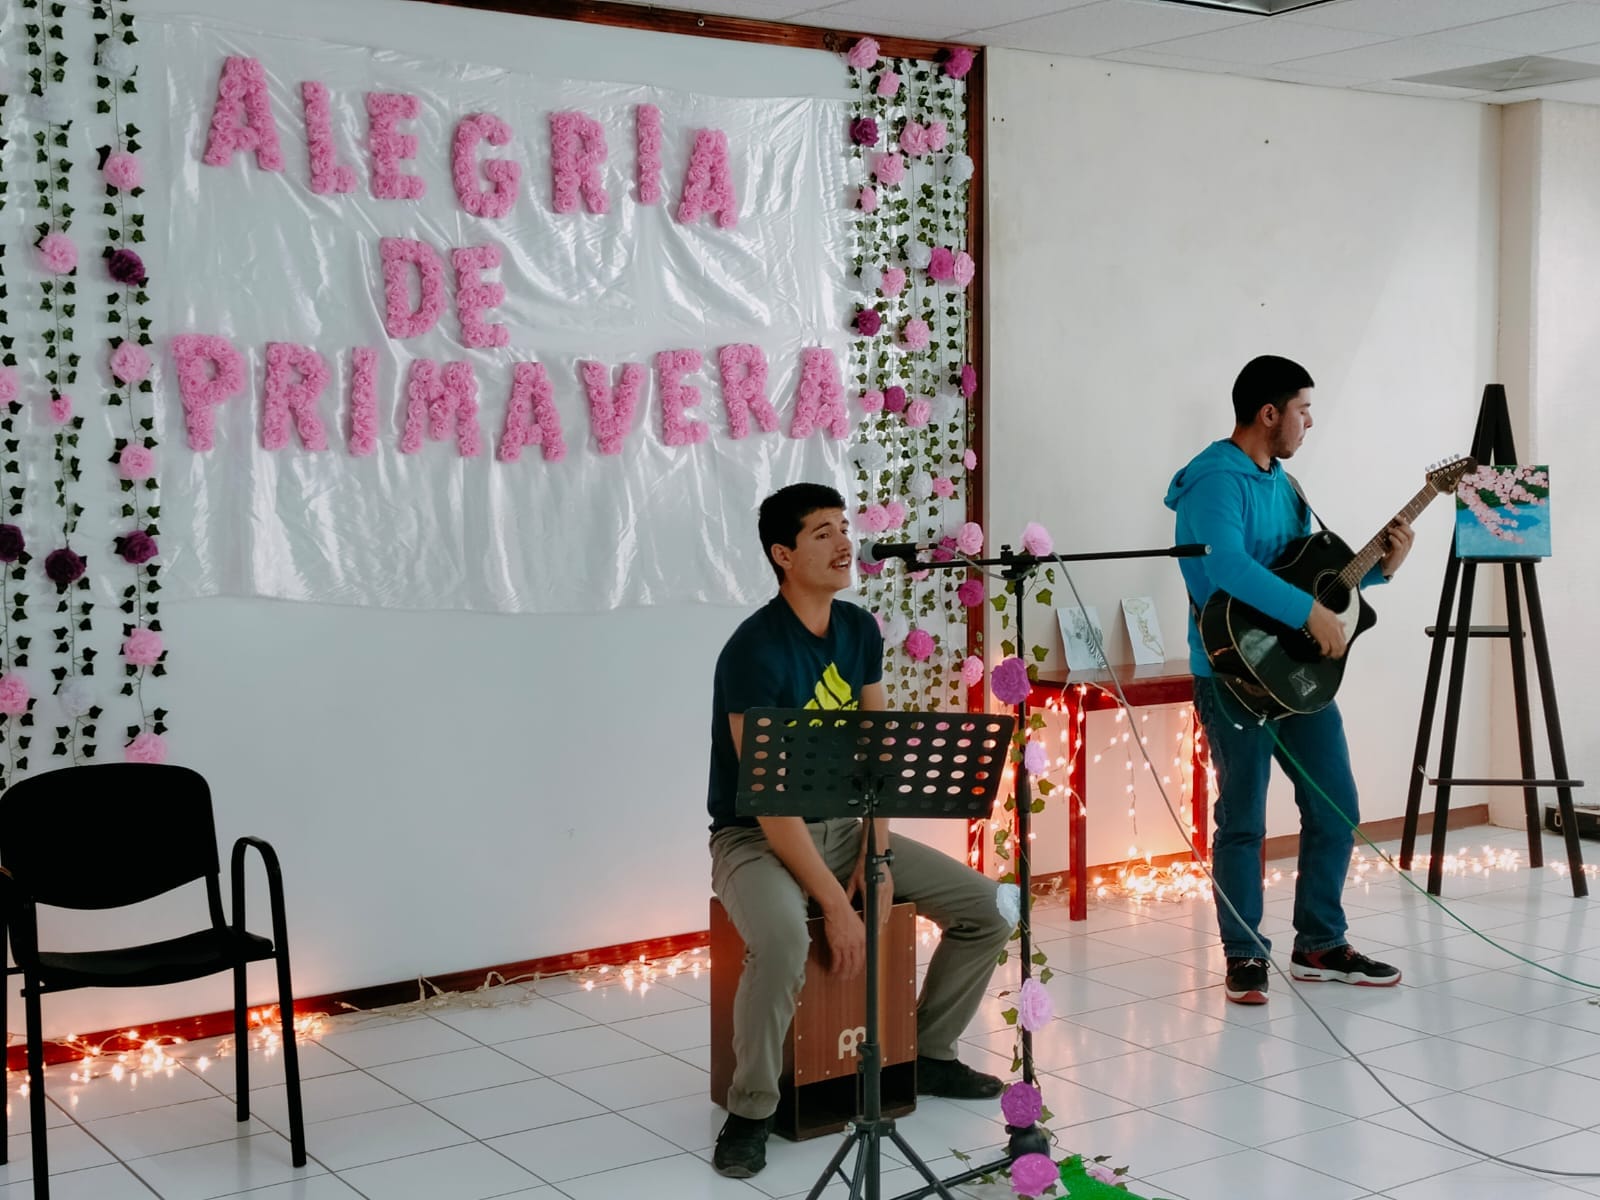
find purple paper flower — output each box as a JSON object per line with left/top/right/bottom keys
{"left": 115, "top": 530, "right": 158, "bottom": 565}
{"left": 0, "top": 525, "right": 24, "bottom": 563}
{"left": 957, "top": 578, "right": 985, "bottom": 608}
{"left": 1018, "top": 978, "right": 1054, "bottom": 1032}
{"left": 904, "top": 628, "right": 935, "bottom": 661}
{"left": 926, "top": 247, "right": 955, "bottom": 282}
{"left": 44, "top": 547, "right": 86, "bottom": 589}
{"left": 108, "top": 248, "right": 148, "bottom": 286}
{"left": 1024, "top": 740, "right": 1048, "bottom": 776}
{"left": 942, "top": 46, "right": 976, "bottom": 80}
{"left": 1010, "top": 1152, "right": 1059, "bottom": 1198}
{"left": 991, "top": 656, "right": 1030, "bottom": 706}
{"left": 854, "top": 307, "right": 882, "bottom": 336}
{"left": 849, "top": 117, "right": 879, "bottom": 146}
{"left": 959, "top": 363, "right": 978, "bottom": 397}
{"left": 1001, "top": 1080, "right": 1043, "bottom": 1128}
{"left": 883, "top": 385, "right": 907, "bottom": 413}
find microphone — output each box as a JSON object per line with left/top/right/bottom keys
{"left": 869, "top": 540, "right": 935, "bottom": 562}
{"left": 1171, "top": 543, "right": 1210, "bottom": 557}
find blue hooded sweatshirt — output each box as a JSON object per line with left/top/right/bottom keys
{"left": 1164, "top": 439, "right": 1318, "bottom": 677}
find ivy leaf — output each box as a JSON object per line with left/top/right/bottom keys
{"left": 1036, "top": 588, "right": 1052, "bottom": 606}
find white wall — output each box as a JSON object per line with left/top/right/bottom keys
{"left": 984, "top": 50, "right": 1501, "bottom": 854}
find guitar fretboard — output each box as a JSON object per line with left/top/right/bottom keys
{"left": 1332, "top": 484, "right": 1443, "bottom": 592}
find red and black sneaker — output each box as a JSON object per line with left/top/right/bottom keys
{"left": 1224, "top": 956, "right": 1269, "bottom": 1005}
{"left": 1290, "top": 945, "right": 1401, "bottom": 986}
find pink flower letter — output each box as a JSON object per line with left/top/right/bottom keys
{"left": 379, "top": 237, "right": 447, "bottom": 340}
{"left": 453, "top": 112, "right": 520, "bottom": 219}
{"left": 788, "top": 348, "right": 848, "bottom": 440}
{"left": 676, "top": 129, "right": 738, "bottom": 229}
{"left": 580, "top": 361, "right": 644, "bottom": 456}
{"left": 498, "top": 362, "right": 567, "bottom": 464}
{"left": 366, "top": 92, "right": 426, "bottom": 200}
{"left": 452, "top": 244, "right": 510, "bottom": 349}
{"left": 717, "top": 344, "right": 778, "bottom": 440}
{"left": 348, "top": 347, "right": 379, "bottom": 457}
{"left": 550, "top": 111, "right": 610, "bottom": 214}
{"left": 301, "top": 81, "right": 357, "bottom": 195}
{"left": 171, "top": 334, "right": 246, "bottom": 452}
{"left": 261, "top": 342, "right": 331, "bottom": 451}
{"left": 202, "top": 57, "right": 284, "bottom": 172}
{"left": 655, "top": 349, "right": 709, "bottom": 448}
{"left": 636, "top": 104, "right": 663, "bottom": 205}
{"left": 400, "top": 359, "right": 482, "bottom": 457}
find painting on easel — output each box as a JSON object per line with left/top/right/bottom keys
{"left": 1455, "top": 463, "right": 1550, "bottom": 559}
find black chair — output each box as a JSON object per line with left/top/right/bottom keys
{"left": 0, "top": 763, "right": 306, "bottom": 1198}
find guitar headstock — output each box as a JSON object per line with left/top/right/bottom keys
{"left": 1426, "top": 455, "right": 1476, "bottom": 494}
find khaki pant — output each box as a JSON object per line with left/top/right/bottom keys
{"left": 710, "top": 818, "right": 1011, "bottom": 1120}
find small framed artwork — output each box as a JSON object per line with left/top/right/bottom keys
{"left": 1121, "top": 596, "right": 1166, "bottom": 665}
{"left": 1057, "top": 605, "right": 1107, "bottom": 672}
{"left": 1455, "top": 464, "right": 1550, "bottom": 559}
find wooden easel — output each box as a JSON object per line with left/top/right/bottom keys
{"left": 1399, "top": 385, "right": 1586, "bottom": 897}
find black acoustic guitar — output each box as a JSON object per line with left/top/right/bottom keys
{"left": 1200, "top": 456, "right": 1476, "bottom": 720}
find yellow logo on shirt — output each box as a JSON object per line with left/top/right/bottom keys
{"left": 805, "top": 662, "right": 857, "bottom": 711}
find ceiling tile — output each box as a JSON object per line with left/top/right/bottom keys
{"left": 1098, "top": 47, "right": 1254, "bottom": 73}
{"left": 1434, "top": 3, "right": 1600, "bottom": 55}
{"left": 1285, "top": 32, "right": 1519, "bottom": 78}
{"left": 601, "top": 0, "right": 819, "bottom": 12}
{"left": 1353, "top": 79, "right": 1494, "bottom": 100}
{"left": 969, "top": 0, "right": 1261, "bottom": 59}
{"left": 785, "top": 7, "right": 971, "bottom": 38}
{"left": 1135, "top": 16, "right": 1391, "bottom": 65}
{"left": 1286, "top": 0, "right": 1571, "bottom": 38}
{"left": 1557, "top": 39, "right": 1600, "bottom": 64}
{"left": 814, "top": 0, "right": 1098, "bottom": 31}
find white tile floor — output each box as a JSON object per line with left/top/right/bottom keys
{"left": 8, "top": 824, "right": 1600, "bottom": 1199}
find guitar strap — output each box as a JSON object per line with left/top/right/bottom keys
{"left": 1282, "top": 470, "right": 1327, "bottom": 533}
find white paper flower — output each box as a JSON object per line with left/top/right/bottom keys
{"left": 99, "top": 42, "right": 138, "bottom": 78}
{"left": 946, "top": 154, "right": 975, "bottom": 184}
{"left": 907, "top": 471, "right": 934, "bottom": 501}
{"left": 852, "top": 442, "right": 888, "bottom": 471}
{"left": 858, "top": 264, "right": 885, "bottom": 295}
{"left": 931, "top": 391, "right": 963, "bottom": 426}
{"left": 41, "top": 90, "right": 75, "bottom": 128}
{"left": 905, "top": 240, "right": 933, "bottom": 270}
{"left": 996, "top": 883, "right": 1021, "bottom": 927}
{"left": 881, "top": 610, "right": 910, "bottom": 647}
{"left": 56, "top": 678, "right": 97, "bottom": 719}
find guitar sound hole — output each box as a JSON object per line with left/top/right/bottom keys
{"left": 1315, "top": 574, "right": 1350, "bottom": 614}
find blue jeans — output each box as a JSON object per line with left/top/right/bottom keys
{"left": 1193, "top": 679, "right": 1359, "bottom": 960}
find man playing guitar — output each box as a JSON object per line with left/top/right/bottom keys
{"left": 1164, "top": 356, "right": 1413, "bottom": 1004}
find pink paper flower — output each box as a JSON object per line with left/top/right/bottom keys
{"left": 497, "top": 361, "right": 567, "bottom": 463}
{"left": 549, "top": 110, "right": 610, "bottom": 214}
{"left": 717, "top": 344, "right": 778, "bottom": 440}
{"left": 883, "top": 500, "right": 907, "bottom": 528}
{"left": 858, "top": 556, "right": 885, "bottom": 577}
{"left": 1024, "top": 740, "right": 1048, "bottom": 775}
{"left": 0, "top": 674, "right": 30, "bottom": 716}
{"left": 302, "top": 81, "right": 357, "bottom": 195}
{"left": 900, "top": 318, "right": 931, "bottom": 351}
{"left": 959, "top": 363, "right": 978, "bottom": 397}
{"left": 677, "top": 128, "right": 738, "bottom": 228}
{"left": 103, "top": 149, "right": 143, "bottom": 190}
{"left": 1001, "top": 1081, "right": 1043, "bottom": 1128}
{"left": 857, "top": 185, "right": 878, "bottom": 213}
{"left": 1010, "top": 1152, "right": 1058, "bottom": 1198}
{"left": 1021, "top": 522, "right": 1054, "bottom": 557}
{"left": 883, "top": 385, "right": 907, "bottom": 413}
{"left": 881, "top": 267, "right": 906, "bottom": 297}
{"left": 854, "top": 307, "right": 882, "bottom": 336}
{"left": 960, "top": 655, "right": 984, "bottom": 688}
{"left": 850, "top": 117, "right": 879, "bottom": 147}
{"left": 1086, "top": 1162, "right": 1119, "bottom": 1184}
{"left": 1018, "top": 978, "right": 1054, "bottom": 1031}
{"left": 926, "top": 247, "right": 955, "bottom": 282}
{"left": 875, "top": 71, "right": 901, "bottom": 97}
{"left": 846, "top": 37, "right": 880, "bottom": 69}
{"left": 48, "top": 393, "right": 73, "bottom": 424}
{"left": 899, "top": 121, "right": 930, "bottom": 157}
{"left": 636, "top": 103, "right": 663, "bottom": 205}
{"left": 110, "top": 340, "right": 152, "bottom": 385}
{"left": 859, "top": 388, "right": 884, "bottom": 414}
{"left": 926, "top": 120, "right": 949, "bottom": 151}
{"left": 991, "top": 656, "right": 1030, "bottom": 706}
{"left": 955, "top": 522, "right": 984, "bottom": 556}
{"left": 942, "top": 46, "right": 976, "bottom": 80}
{"left": 118, "top": 445, "right": 155, "bottom": 481}
{"left": 963, "top": 448, "right": 977, "bottom": 471}
{"left": 872, "top": 152, "right": 905, "bottom": 186}
{"left": 951, "top": 251, "right": 976, "bottom": 288}
{"left": 37, "top": 231, "right": 77, "bottom": 274}
{"left": 789, "top": 348, "right": 848, "bottom": 440}
{"left": 122, "top": 627, "right": 164, "bottom": 666}
{"left": 124, "top": 731, "right": 167, "bottom": 764}
{"left": 366, "top": 92, "right": 426, "bottom": 200}
{"left": 860, "top": 504, "right": 890, "bottom": 534}
{"left": 453, "top": 112, "right": 521, "bottom": 219}
{"left": 0, "top": 367, "right": 16, "bottom": 405}
{"left": 957, "top": 578, "right": 985, "bottom": 607}
{"left": 905, "top": 398, "right": 932, "bottom": 428}
{"left": 932, "top": 476, "right": 956, "bottom": 498}
{"left": 904, "top": 628, "right": 935, "bottom": 661}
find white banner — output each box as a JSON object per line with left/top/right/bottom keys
{"left": 151, "top": 15, "right": 854, "bottom": 612}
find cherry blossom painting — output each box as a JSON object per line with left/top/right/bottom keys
{"left": 1455, "top": 464, "right": 1550, "bottom": 559}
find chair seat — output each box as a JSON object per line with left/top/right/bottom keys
{"left": 35, "top": 928, "right": 276, "bottom": 991}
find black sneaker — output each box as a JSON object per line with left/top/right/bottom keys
{"left": 1224, "top": 956, "right": 1269, "bottom": 1005}
{"left": 917, "top": 1055, "right": 1004, "bottom": 1099}
{"left": 712, "top": 1113, "right": 771, "bottom": 1178}
{"left": 1290, "top": 945, "right": 1401, "bottom": 987}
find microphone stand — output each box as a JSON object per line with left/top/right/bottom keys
{"left": 879, "top": 541, "right": 1207, "bottom": 1199}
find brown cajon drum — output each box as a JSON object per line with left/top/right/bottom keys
{"left": 708, "top": 896, "right": 918, "bottom": 1140}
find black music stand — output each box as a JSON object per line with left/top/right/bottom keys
{"left": 737, "top": 707, "right": 1015, "bottom": 1200}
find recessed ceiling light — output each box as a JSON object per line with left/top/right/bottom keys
{"left": 1144, "top": 0, "right": 1343, "bottom": 13}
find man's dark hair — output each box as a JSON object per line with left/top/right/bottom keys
{"left": 1232, "top": 355, "right": 1314, "bottom": 426}
{"left": 758, "top": 483, "right": 846, "bottom": 583}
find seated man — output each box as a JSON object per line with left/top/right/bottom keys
{"left": 708, "top": 482, "right": 1012, "bottom": 1179}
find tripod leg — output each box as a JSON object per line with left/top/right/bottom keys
{"left": 806, "top": 1131, "right": 863, "bottom": 1200}
{"left": 886, "top": 1128, "right": 963, "bottom": 1200}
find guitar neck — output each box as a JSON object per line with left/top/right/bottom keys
{"left": 1337, "top": 483, "right": 1441, "bottom": 588}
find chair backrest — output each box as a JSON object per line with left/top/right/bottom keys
{"left": 1, "top": 763, "right": 220, "bottom": 909}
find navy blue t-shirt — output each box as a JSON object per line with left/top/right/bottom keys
{"left": 706, "top": 596, "right": 884, "bottom": 832}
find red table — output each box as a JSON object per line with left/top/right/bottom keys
{"left": 1029, "top": 662, "right": 1211, "bottom": 920}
